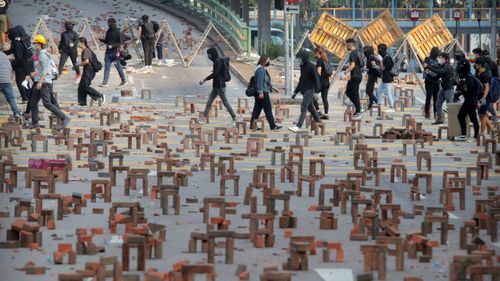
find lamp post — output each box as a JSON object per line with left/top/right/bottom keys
{"left": 476, "top": 10, "right": 481, "bottom": 48}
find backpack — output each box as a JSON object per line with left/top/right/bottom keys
{"left": 322, "top": 59, "right": 333, "bottom": 77}
{"left": 20, "top": 35, "right": 33, "bottom": 60}
{"left": 357, "top": 49, "right": 366, "bottom": 69}
{"left": 488, "top": 76, "right": 500, "bottom": 102}
{"left": 246, "top": 75, "right": 257, "bottom": 97}
{"left": 142, "top": 22, "right": 155, "bottom": 41}
{"left": 386, "top": 55, "right": 399, "bottom": 77}
{"left": 220, "top": 57, "right": 231, "bottom": 82}
{"left": 90, "top": 50, "right": 103, "bottom": 72}
{"left": 313, "top": 62, "right": 321, "bottom": 93}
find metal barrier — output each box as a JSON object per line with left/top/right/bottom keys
{"left": 318, "top": 7, "right": 500, "bottom": 22}
{"left": 171, "top": 0, "right": 251, "bottom": 54}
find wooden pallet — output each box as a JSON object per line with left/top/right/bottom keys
{"left": 406, "top": 14, "right": 454, "bottom": 61}
{"left": 310, "top": 12, "right": 357, "bottom": 58}
{"left": 358, "top": 10, "right": 405, "bottom": 50}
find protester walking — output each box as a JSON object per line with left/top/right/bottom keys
{"left": 138, "top": 15, "right": 155, "bottom": 72}
{"left": 424, "top": 52, "right": 455, "bottom": 125}
{"left": 312, "top": 47, "right": 332, "bottom": 119}
{"left": 375, "top": 43, "right": 396, "bottom": 112}
{"left": 343, "top": 38, "right": 363, "bottom": 119}
{"left": 0, "top": 50, "right": 20, "bottom": 118}
{"left": 57, "top": 21, "right": 80, "bottom": 82}
{"left": 4, "top": 25, "right": 34, "bottom": 105}
{"left": 423, "top": 47, "right": 441, "bottom": 119}
{"left": 454, "top": 58, "right": 480, "bottom": 141}
{"left": 288, "top": 50, "right": 321, "bottom": 133}
{"left": 76, "top": 37, "right": 104, "bottom": 106}
{"left": 99, "top": 17, "right": 127, "bottom": 87}
{"left": 197, "top": 47, "right": 237, "bottom": 126}
{"left": 30, "top": 35, "right": 70, "bottom": 129}
{"left": 475, "top": 58, "right": 496, "bottom": 137}
{"left": 364, "top": 45, "right": 379, "bottom": 110}
{"left": 250, "top": 55, "right": 281, "bottom": 131}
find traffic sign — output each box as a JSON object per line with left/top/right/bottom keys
{"left": 453, "top": 10, "right": 461, "bottom": 21}
{"left": 410, "top": 10, "right": 420, "bottom": 22}
{"left": 285, "top": 5, "right": 300, "bottom": 15}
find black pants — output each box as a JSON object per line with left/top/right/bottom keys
{"left": 142, "top": 39, "right": 155, "bottom": 66}
{"left": 58, "top": 50, "right": 80, "bottom": 76}
{"left": 458, "top": 102, "right": 479, "bottom": 138}
{"left": 365, "top": 75, "right": 378, "bottom": 106}
{"left": 424, "top": 82, "right": 440, "bottom": 116}
{"left": 14, "top": 68, "right": 30, "bottom": 101}
{"left": 78, "top": 66, "right": 103, "bottom": 105}
{"left": 31, "top": 83, "right": 67, "bottom": 125}
{"left": 250, "top": 93, "right": 277, "bottom": 129}
{"left": 313, "top": 85, "right": 330, "bottom": 114}
{"left": 346, "top": 78, "right": 361, "bottom": 114}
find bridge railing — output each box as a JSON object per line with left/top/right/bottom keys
{"left": 319, "top": 7, "right": 500, "bottom": 22}
{"left": 172, "top": 0, "right": 251, "bottom": 54}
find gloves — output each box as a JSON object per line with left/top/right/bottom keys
{"left": 199, "top": 79, "right": 205, "bottom": 85}
{"left": 291, "top": 93, "right": 297, "bottom": 99}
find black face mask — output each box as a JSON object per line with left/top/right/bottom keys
{"left": 265, "top": 62, "right": 270, "bottom": 67}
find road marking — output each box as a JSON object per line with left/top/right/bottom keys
{"left": 315, "top": 268, "right": 354, "bottom": 281}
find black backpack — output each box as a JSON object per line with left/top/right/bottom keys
{"left": 143, "top": 22, "right": 155, "bottom": 41}
{"left": 322, "top": 58, "right": 333, "bottom": 77}
{"left": 220, "top": 57, "right": 231, "bottom": 82}
{"left": 357, "top": 49, "right": 366, "bottom": 69}
{"left": 90, "top": 50, "right": 102, "bottom": 72}
{"left": 246, "top": 76, "right": 257, "bottom": 97}
{"left": 20, "top": 35, "right": 33, "bottom": 60}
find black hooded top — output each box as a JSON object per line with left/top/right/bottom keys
{"left": 455, "top": 58, "right": 478, "bottom": 104}
{"left": 4, "top": 25, "right": 34, "bottom": 74}
{"left": 204, "top": 47, "right": 226, "bottom": 89}
{"left": 294, "top": 51, "right": 318, "bottom": 94}
{"left": 423, "top": 47, "right": 440, "bottom": 83}
{"left": 58, "top": 22, "right": 79, "bottom": 54}
{"left": 99, "top": 19, "right": 122, "bottom": 52}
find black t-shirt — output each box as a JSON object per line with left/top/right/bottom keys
{"left": 349, "top": 49, "right": 362, "bottom": 81}
{"left": 382, "top": 55, "right": 394, "bottom": 83}
{"left": 478, "top": 70, "right": 492, "bottom": 85}
{"left": 316, "top": 59, "right": 330, "bottom": 87}
{"left": 367, "top": 55, "right": 379, "bottom": 78}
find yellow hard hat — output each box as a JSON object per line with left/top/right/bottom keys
{"left": 32, "top": 34, "right": 47, "bottom": 45}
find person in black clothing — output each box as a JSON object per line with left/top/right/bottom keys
{"left": 99, "top": 18, "right": 127, "bottom": 87}
{"left": 197, "top": 47, "right": 237, "bottom": 126}
{"left": 312, "top": 47, "right": 331, "bottom": 119}
{"left": 475, "top": 58, "right": 495, "bottom": 136}
{"left": 375, "top": 43, "right": 396, "bottom": 112}
{"left": 343, "top": 38, "right": 363, "bottom": 119}
{"left": 454, "top": 58, "right": 479, "bottom": 141}
{"left": 250, "top": 55, "right": 281, "bottom": 131}
{"left": 364, "top": 45, "right": 379, "bottom": 109}
{"left": 423, "top": 47, "right": 441, "bottom": 119}
{"left": 424, "top": 52, "right": 455, "bottom": 125}
{"left": 75, "top": 37, "right": 104, "bottom": 106}
{"left": 137, "top": 15, "right": 155, "bottom": 71}
{"left": 57, "top": 21, "right": 81, "bottom": 80}
{"left": 4, "top": 25, "right": 34, "bottom": 105}
{"left": 473, "top": 48, "right": 499, "bottom": 78}
{"left": 288, "top": 50, "right": 321, "bottom": 133}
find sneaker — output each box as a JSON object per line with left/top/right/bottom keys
{"left": 99, "top": 83, "right": 109, "bottom": 87}
{"left": 98, "top": 96, "right": 105, "bottom": 107}
{"left": 320, "top": 114, "right": 329, "bottom": 120}
{"left": 288, "top": 125, "right": 300, "bottom": 133}
{"left": 454, "top": 135, "right": 468, "bottom": 141}
{"left": 228, "top": 120, "right": 236, "bottom": 127}
{"left": 119, "top": 81, "right": 127, "bottom": 86}
{"left": 367, "top": 104, "right": 373, "bottom": 110}
{"left": 77, "top": 104, "right": 87, "bottom": 107}
{"left": 14, "top": 112, "right": 21, "bottom": 119}
{"left": 271, "top": 126, "right": 282, "bottom": 131}
{"left": 353, "top": 113, "right": 363, "bottom": 120}
{"left": 74, "top": 75, "right": 81, "bottom": 84}
{"left": 157, "top": 60, "right": 164, "bottom": 66}
{"left": 195, "top": 118, "right": 206, "bottom": 125}
{"left": 432, "top": 121, "right": 443, "bottom": 125}
{"left": 359, "top": 108, "right": 365, "bottom": 113}
{"left": 384, "top": 108, "right": 395, "bottom": 113}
